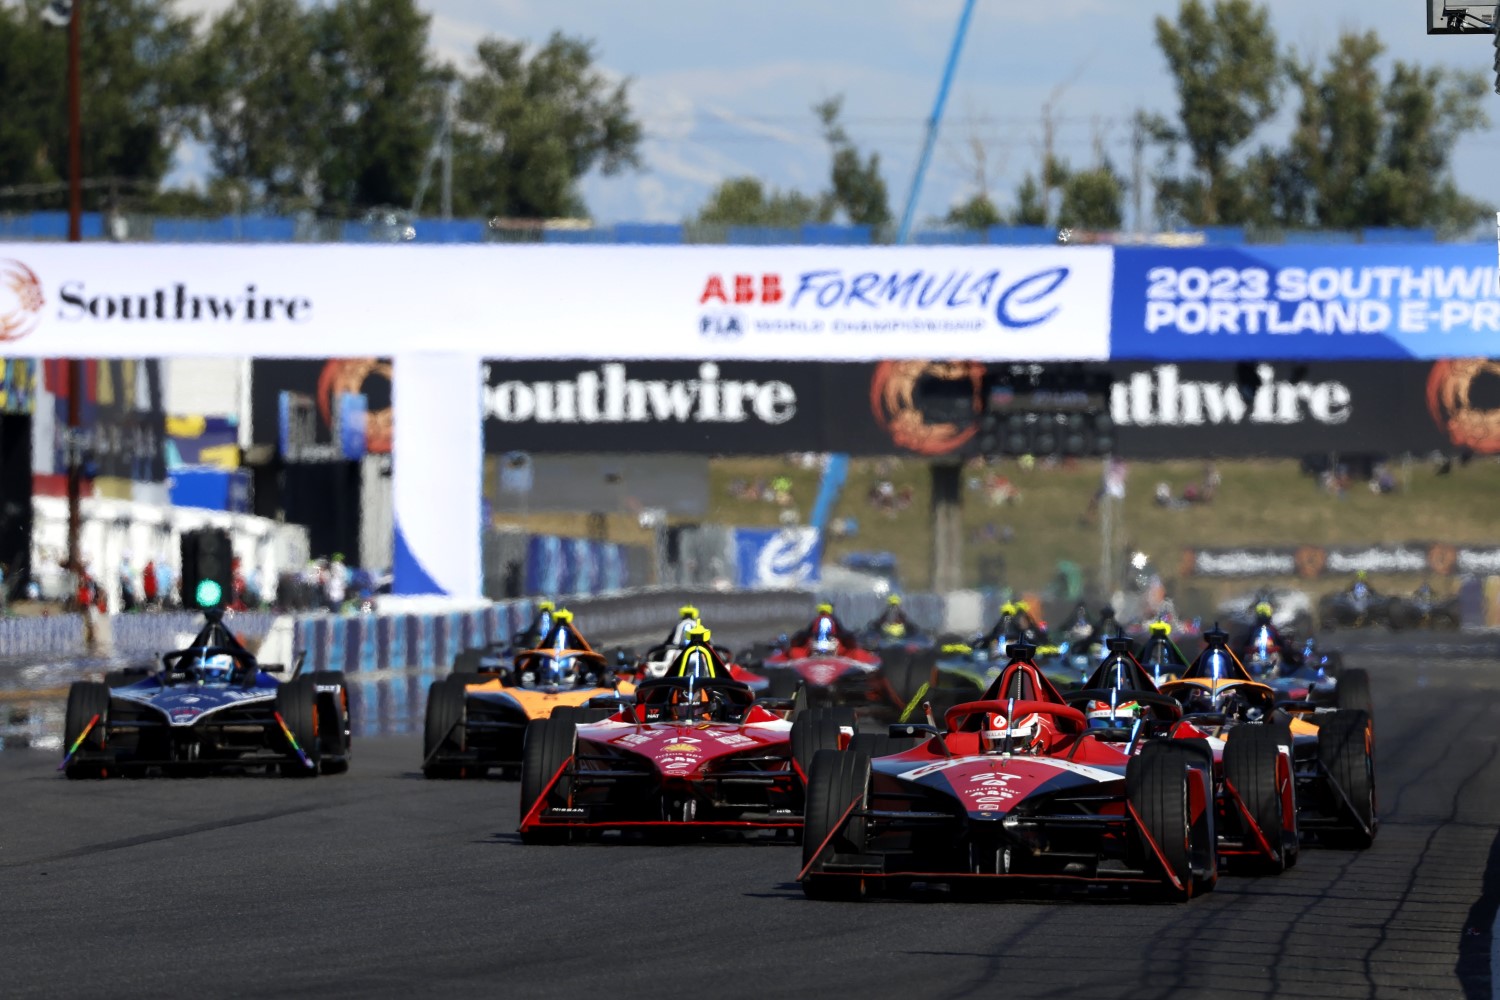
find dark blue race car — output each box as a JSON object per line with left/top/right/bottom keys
{"left": 60, "top": 613, "right": 351, "bottom": 779}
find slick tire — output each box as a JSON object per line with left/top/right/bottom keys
{"left": 1336, "top": 668, "right": 1373, "bottom": 720}
{"left": 310, "top": 671, "right": 351, "bottom": 775}
{"left": 63, "top": 681, "right": 111, "bottom": 779}
{"left": 1317, "top": 709, "right": 1377, "bottom": 850}
{"left": 801, "top": 748, "right": 870, "bottom": 901}
{"left": 1127, "top": 742, "right": 1203, "bottom": 901}
{"left": 519, "top": 718, "right": 576, "bottom": 845}
{"left": 550, "top": 706, "right": 614, "bottom": 725}
{"left": 452, "top": 648, "right": 485, "bottom": 675}
{"left": 790, "top": 708, "right": 845, "bottom": 783}
{"left": 275, "top": 677, "right": 321, "bottom": 778}
{"left": 766, "top": 670, "right": 799, "bottom": 701}
{"left": 422, "top": 678, "right": 468, "bottom": 779}
{"left": 1223, "top": 725, "right": 1291, "bottom": 875}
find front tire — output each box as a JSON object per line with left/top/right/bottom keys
{"left": 519, "top": 718, "right": 576, "bottom": 844}
{"left": 801, "top": 748, "right": 870, "bottom": 901}
{"left": 275, "top": 677, "right": 321, "bottom": 777}
{"left": 422, "top": 678, "right": 468, "bottom": 779}
{"left": 1128, "top": 742, "right": 1204, "bottom": 900}
{"left": 310, "top": 671, "right": 351, "bottom": 775}
{"left": 1223, "top": 725, "right": 1290, "bottom": 875}
{"left": 63, "top": 681, "right": 111, "bottom": 779}
{"left": 790, "top": 708, "right": 845, "bottom": 782}
{"left": 1318, "top": 709, "right": 1376, "bottom": 849}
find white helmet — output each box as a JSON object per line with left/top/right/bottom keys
{"left": 981, "top": 712, "right": 1044, "bottom": 754}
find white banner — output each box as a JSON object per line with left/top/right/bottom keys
{"left": 0, "top": 244, "right": 1113, "bottom": 360}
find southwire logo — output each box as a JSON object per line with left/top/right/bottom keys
{"left": 57, "top": 282, "right": 312, "bottom": 322}
{"left": 1112, "top": 364, "right": 1351, "bottom": 427}
{"left": 484, "top": 362, "right": 796, "bottom": 425}
{"left": 697, "top": 266, "right": 1073, "bottom": 335}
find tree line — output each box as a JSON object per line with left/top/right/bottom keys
{"left": 0, "top": 0, "right": 640, "bottom": 219}
{"left": 0, "top": 0, "right": 1488, "bottom": 233}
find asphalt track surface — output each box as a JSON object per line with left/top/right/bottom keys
{"left": 2, "top": 635, "right": 1498, "bottom": 999}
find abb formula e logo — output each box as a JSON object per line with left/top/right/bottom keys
{"left": 0, "top": 259, "right": 44, "bottom": 342}
{"left": 696, "top": 265, "right": 1075, "bottom": 340}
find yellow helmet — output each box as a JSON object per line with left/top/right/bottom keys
{"left": 1000, "top": 602, "right": 1017, "bottom": 615}
{"left": 816, "top": 602, "right": 833, "bottom": 614}
{"left": 538, "top": 600, "right": 555, "bottom": 612}
{"left": 554, "top": 609, "right": 574, "bottom": 624}
{"left": 679, "top": 605, "right": 699, "bottom": 619}
{"left": 1254, "top": 602, "right": 1273, "bottom": 618}
{"left": 887, "top": 594, "right": 902, "bottom": 605}
{"left": 1149, "top": 621, "right": 1171, "bottom": 636}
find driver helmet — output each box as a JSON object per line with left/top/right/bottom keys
{"left": 1084, "top": 697, "right": 1138, "bottom": 728}
{"left": 667, "top": 683, "right": 713, "bottom": 722}
{"left": 812, "top": 615, "right": 839, "bottom": 654}
{"left": 678, "top": 604, "right": 699, "bottom": 620}
{"left": 887, "top": 594, "right": 902, "bottom": 606}
{"left": 1254, "top": 601, "right": 1273, "bottom": 623}
{"left": 538, "top": 599, "right": 556, "bottom": 613}
{"left": 980, "top": 711, "right": 1047, "bottom": 754}
{"left": 198, "top": 652, "right": 235, "bottom": 683}
{"left": 816, "top": 602, "right": 834, "bottom": 615}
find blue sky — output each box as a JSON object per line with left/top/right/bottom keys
{"left": 179, "top": 0, "right": 1500, "bottom": 228}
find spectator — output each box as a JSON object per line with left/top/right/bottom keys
{"left": 142, "top": 560, "right": 158, "bottom": 608}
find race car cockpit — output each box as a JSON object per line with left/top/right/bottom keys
{"left": 514, "top": 610, "right": 610, "bottom": 688}
{"left": 788, "top": 603, "right": 860, "bottom": 655}
{"left": 1137, "top": 621, "right": 1191, "bottom": 680}
{"left": 634, "top": 675, "right": 755, "bottom": 724}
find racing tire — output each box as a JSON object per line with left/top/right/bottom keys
{"left": 1223, "top": 726, "right": 1291, "bottom": 875}
{"left": 103, "top": 667, "right": 149, "bottom": 689}
{"left": 801, "top": 748, "right": 870, "bottom": 901}
{"left": 446, "top": 671, "right": 488, "bottom": 688}
{"left": 452, "top": 647, "right": 486, "bottom": 675}
{"left": 519, "top": 718, "right": 576, "bottom": 845}
{"left": 1127, "top": 742, "right": 1206, "bottom": 901}
{"left": 63, "top": 681, "right": 111, "bottom": 779}
{"left": 1317, "top": 710, "right": 1377, "bottom": 850}
{"left": 551, "top": 705, "right": 614, "bottom": 725}
{"left": 1336, "top": 668, "right": 1373, "bottom": 719}
{"left": 422, "top": 678, "right": 468, "bottom": 779}
{"left": 790, "top": 709, "right": 844, "bottom": 783}
{"left": 275, "top": 677, "right": 322, "bottom": 778}
{"left": 310, "top": 671, "right": 352, "bottom": 775}
{"left": 848, "top": 732, "right": 923, "bottom": 758}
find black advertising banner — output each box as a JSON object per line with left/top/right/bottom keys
{"left": 1180, "top": 542, "right": 1500, "bottom": 578}
{"left": 44, "top": 359, "right": 166, "bottom": 482}
{"left": 1106, "top": 361, "right": 1460, "bottom": 459}
{"left": 257, "top": 358, "right": 1493, "bottom": 460}
{"left": 251, "top": 359, "right": 392, "bottom": 455}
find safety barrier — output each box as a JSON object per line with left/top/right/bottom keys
{"left": 290, "top": 589, "right": 819, "bottom": 674}
{"left": 0, "top": 615, "right": 85, "bottom": 659}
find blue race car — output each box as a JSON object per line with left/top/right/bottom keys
{"left": 61, "top": 613, "right": 351, "bottom": 779}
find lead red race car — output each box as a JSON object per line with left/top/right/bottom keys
{"left": 518, "top": 673, "right": 852, "bottom": 843}
{"left": 799, "top": 643, "right": 1223, "bottom": 901}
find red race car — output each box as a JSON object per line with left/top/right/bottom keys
{"left": 518, "top": 675, "right": 851, "bottom": 843}
{"left": 753, "top": 605, "right": 899, "bottom": 714}
{"left": 799, "top": 646, "right": 1219, "bottom": 901}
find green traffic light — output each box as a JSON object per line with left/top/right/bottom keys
{"left": 195, "top": 579, "right": 223, "bottom": 608}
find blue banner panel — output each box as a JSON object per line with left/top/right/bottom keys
{"left": 733, "top": 527, "right": 823, "bottom": 588}
{"left": 1111, "top": 244, "right": 1499, "bottom": 360}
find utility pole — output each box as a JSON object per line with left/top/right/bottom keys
{"left": 66, "top": 0, "right": 86, "bottom": 629}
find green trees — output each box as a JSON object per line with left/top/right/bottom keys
{"left": 695, "top": 96, "right": 891, "bottom": 230}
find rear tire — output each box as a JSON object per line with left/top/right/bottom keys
{"left": 310, "top": 671, "right": 351, "bottom": 775}
{"left": 790, "top": 708, "right": 844, "bottom": 781}
{"left": 1223, "top": 726, "right": 1289, "bottom": 875}
{"left": 1336, "top": 668, "right": 1373, "bottom": 719}
{"left": 275, "top": 677, "right": 321, "bottom": 778}
{"left": 519, "top": 718, "right": 576, "bottom": 844}
{"left": 63, "top": 681, "right": 111, "bottom": 779}
{"left": 766, "top": 670, "right": 799, "bottom": 700}
{"left": 422, "top": 678, "right": 467, "bottom": 779}
{"left": 801, "top": 748, "right": 870, "bottom": 901}
{"left": 1318, "top": 710, "right": 1376, "bottom": 849}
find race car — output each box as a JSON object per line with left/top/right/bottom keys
{"left": 1068, "top": 637, "right": 1299, "bottom": 875}
{"left": 1159, "top": 629, "right": 1377, "bottom": 851}
{"left": 423, "top": 610, "right": 635, "bottom": 779}
{"left": 631, "top": 607, "right": 769, "bottom": 691}
{"left": 517, "top": 673, "right": 852, "bottom": 842}
{"left": 747, "top": 605, "right": 906, "bottom": 715}
{"left": 60, "top": 612, "right": 351, "bottom": 779}
{"left": 799, "top": 645, "right": 1219, "bottom": 901}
